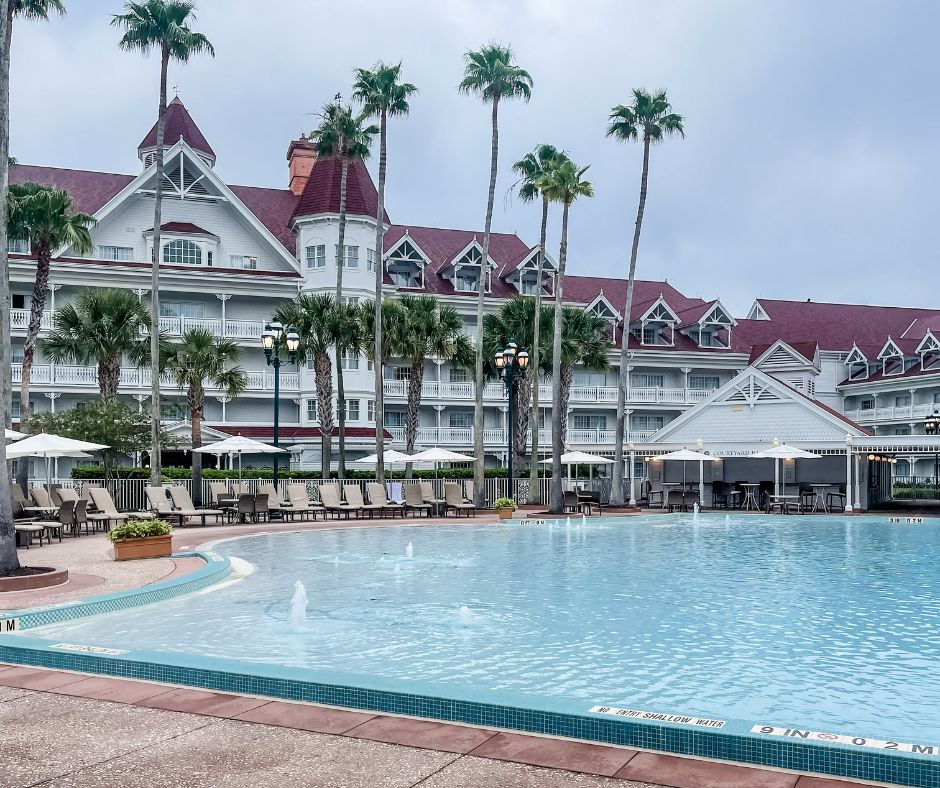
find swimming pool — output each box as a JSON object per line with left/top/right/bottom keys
{"left": 5, "top": 515, "right": 940, "bottom": 785}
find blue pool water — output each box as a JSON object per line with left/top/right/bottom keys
{"left": 30, "top": 516, "right": 940, "bottom": 741}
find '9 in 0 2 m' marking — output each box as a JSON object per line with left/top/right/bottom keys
{"left": 751, "top": 725, "right": 938, "bottom": 756}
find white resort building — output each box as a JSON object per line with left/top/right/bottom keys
{"left": 8, "top": 99, "right": 940, "bottom": 491}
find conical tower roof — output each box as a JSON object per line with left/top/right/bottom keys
{"left": 138, "top": 97, "right": 215, "bottom": 161}
{"left": 291, "top": 155, "right": 388, "bottom": 222}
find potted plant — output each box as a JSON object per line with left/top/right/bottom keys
{"left": 493, "top": 497, "right": 517, "bottom": 520}
{"left": 109, "top": 518, "right": 174, "bottom": 561}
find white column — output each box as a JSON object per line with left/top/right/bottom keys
{"left": 681, "top": 367, "right": 691, "bottom": 397}
{"left": 48, "top": 283, "right": 61, "bottom": 314}
{"left": 844, "top": 435, "right": 854, "bottom": 512}
{"left": 628, "top": 442, "right": 636, "bottom": 506}
{"left": 217, "top": 395, "right": 229, "bottom": 423}
{"left": 434, "top": 404, "right": 445, "bottom": 445}
{"left": 854, "top": 453, "right": 862, "bottom": 511}
{"left": 133, "top": 394, "right": 147, "bottom": 413}
{"left": 216, "top": 293, "right": 231, "bottom": 336}
{"left": 44, "top": 391, "right": 60, "bottom": 413}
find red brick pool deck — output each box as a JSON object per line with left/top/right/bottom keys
{"left": 0, "top": 515, "right": 890, "bottom": 787}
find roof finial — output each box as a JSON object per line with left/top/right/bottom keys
{"left": 172, "top": 82, "right": 180, "bottom": 98}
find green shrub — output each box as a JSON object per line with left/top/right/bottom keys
{"left": 493, "top": 497, "right": 517, "bottom": 510}
{"left": 108, "top": 518, "right": 173, "bottom": 542}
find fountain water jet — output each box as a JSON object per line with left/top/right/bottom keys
{"left": 693, "top": 503, "right": 700, "bottom": 522}
{"left": 725, "top": 514, "right": 731, "bottom": 526}
{"left": 289, "top": 581, "right": 308, "bottom": 630}
{"left": 566, "top": 517, "right": 572, "bottom": 529}
{"left": 458, "top": 605, "right": 473, "bottom": 625}
{"left": 405, "top": 542, "right": 414, "bottom": 560}
{"left": 581, "top": 514, "right": 587, "bottom": 528}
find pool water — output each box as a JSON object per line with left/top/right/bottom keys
{"left": 31, "top": 516, "right": 940, "bottom": 741}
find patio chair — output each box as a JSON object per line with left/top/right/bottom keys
{"left": 367, "top": 483, "right": 406, "bottom": 518}
{"left": 682, "top": 490, "right": 701, "bottom": 511}
{"left": 711, "top": 481, "right": 739, "bottom": 509}
{"left": 444, "top": 482, "right": 475, "bottom": 517}
{"left": 88, "top": 487, "right": 150, "bottom": 530}
{"left": 827, "top": 484, "right": 847, "bottom": 511}
{"left": 562, "top": 490, "right": 584, "bottom": 514}
{"left": 647, "top": 481, "right": 665, "bottom": 508}
{"left": 419, "top": 481, "right": 444, "bottom": 508}
{"left": 73, "top": 499, "right": 91, "bottom": 536}
{"left": 285, "top": 483, "right": 324, "bottom": 521}
{"left": 319, "top": 484, "right": 359, "bottom": 519}
{"left": 666, "top": 489, "right": 686, "bottom": 512}
{"left": 402, "top": 484, "right": 432, "bottom": 517}
{"left": 344, "top": 484, "right": 384, "bottom": 518}
{"left": 29, "top": 486, "right": 53, "bottom": 508}
{"left": 253, "top": 493, "right": 271, "bottom": 522}
{"left": 237, "top": 493, "right": 257, "bottom": 523}
{"left": 580, "top": 489, "right": 603, "bottom": 515}
{"left": 29, "top": 499, "right": 72, "bottom": 543}
{"left": 798, "top": 486, "right": 814, "bottom": 513}
{"left": 168, "top": 486, "right": 225, "bottom": 527}
{"left": 145, "top": 487, "right": 175, "bottom": 517}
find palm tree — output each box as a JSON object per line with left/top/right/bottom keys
{"left": 275, "top": 293, "right": 338, "bottom": 480}
{"left": 0, "top": 0, "right": 65, "bottom": 576}
{"left": 387, "top": 295, "right": 473, "bottom": 476}
{"left": 40, "top": 288, "right": 155, "bottom": 399}
{"left": 353, "top": 62, "right": 417, "bottom": 486}
{"left": 545, "top": 158, "right": 594, "bottom": 514}
{"left": 7, "top": 183, "right": 95, "bottom": 442}
{"left": 458, "top": 43, "right": 532, "bottom": 507}
{"left": 112, "top": 0, "right": 214, "bottom": 489}
{"left": 307, "top": 101, "right": 377, "bottom": 479}
{"left": 164, "top": 328, "right": 247, "bottom": 504}
{"left": 557, "top": 307, "right": 611, "bottom": 444}
{"left": 606, "top": 89, "right": 684, "bottom": 505}
{"left": 482, "top": 296, "right": 554, "bottom": 473}
{"left": 510, "top": 144, "right": 564, "bottom": 500}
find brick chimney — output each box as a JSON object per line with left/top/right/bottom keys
{"left": 287, "top": 138, "right": 316, "bottom": 196}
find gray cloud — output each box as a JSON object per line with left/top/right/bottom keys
{"left": 9, "top": 0, "right": 938, "bottom": 312}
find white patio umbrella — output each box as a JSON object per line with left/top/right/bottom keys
{"left": 4, "top": 428, "right": 25, "bottom": 441}
{"left": 352, "top": 449, "right": 414, "bottom": 466}
{"left": 408, "top": 447, "right": 476, "bottom": 480}
{"left": 540, "top": 450, "right": 614, "bottom": 488}
{"left": 751, "top": 443, "right": 820, "bottom": 496}
{"left": 190, "top": 434, "right": 287, "bottom": 481}
{"left": 5, "top": 433, "right": 109, "bottom": 488}
{"left": 657, "top": 447, "right": 713, "bottom": 488}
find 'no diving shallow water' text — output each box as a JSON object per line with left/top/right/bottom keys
{"left": 590, "top": 706, "right": 725, "bottom": 729}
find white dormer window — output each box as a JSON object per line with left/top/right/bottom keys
{"left": 878, "top": 339, "right": 906, "bottom": 376}
{"left": 692, "top": 302, "right": 735, "bottom": 349}
{"left": 916, "top": 332, "right": 940, "bottom": 371}
{"left": 164, "top": 239, "right": 202, "bottom": 266}
{"left": 385, "top": 238, "right": 427, "bottom": 289}
{"left": 636, "top": 297, "right": 678, "bottom": 346}
{"left": 845, "top": 345, "right": 869, "bottom": 380}
{"left": 453, "top": 244, "right": 491, "bottom": 292}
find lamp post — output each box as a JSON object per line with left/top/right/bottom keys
{"left": 261, "top": 319, "right": 299, "bottom": 491}
{"left": 924, "top": 410, "right": 940, "bottom": 500}
{"left": 494, "top": 341, "right": 529, "bottom": 496}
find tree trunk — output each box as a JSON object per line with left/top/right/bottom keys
{"left": 335, "top": 156, "right": 349, "bottom": 480}
{"left": 0, "top": 0, "right": 20, "bottom": 575}
{"left": 513, "top": 373, "right": 530, "bottom": 471}
{"left": 149, "top": 46, "right": 169, "bottom": 488}
{"left": 549, "top": 199, "right": 571, "bottom": 514}
{"left": 610, "top": 132, "right": 650, "bottom": 506}
{"left": 404, "top": 362, "right": 423, "bottom": 479}
{"left": 314, "top": 349, "right": 334, "bottom": 479}
{"left": 559, "top": 363, "right": 573, "bottom": 445}
{"left": 98, "top": 355, "right": 121, "bottom": 399}
{"left": 473, "top": 94, "right": 499, "bottom": 507}
{"left": 15, "top": 243, "right": 51, "bottom": 490}
{"left": 527, "top": 194, "right": 549, "bottom": 502}
{"left": 373, "top": 109, "right": 387, "bottom": 485}
{"left": 190, "top": 385, "right": 203, "bottom": 506}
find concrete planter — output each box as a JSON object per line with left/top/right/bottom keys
{"left": 497, "top": 507, "right": 515, "bottom": 520}
{"left": 113, "top": 535, "right": 172, "bottom": 561}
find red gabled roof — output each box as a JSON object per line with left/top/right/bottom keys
{"left": 9, "top": 164, "right": 134, "bottom": 214}
{"left": 148, "top": 221, "right": 215, "bottom": 236}
{"left": 292, "top": 155, "right": 387, "bottom": 223}
{"left": 748, "top": 341, "right": 819, "bottom": 365}
{"left": 138, "top": 97, "right": 215, "bottom": 159}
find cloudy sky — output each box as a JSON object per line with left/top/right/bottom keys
{"left": 9, "top": 0, "right": 938, "bottom": 314}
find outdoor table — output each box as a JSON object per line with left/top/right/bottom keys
{"left": 740, "top": 483, "right": 761, "bottom": 511}
{"left": 810, "top": 484, "right": 831, "bottom": 513}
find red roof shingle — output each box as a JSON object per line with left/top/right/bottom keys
{"left": 292, "top": 155, "right": 387, "bottom": 223}
{"left": 138, "top": 97, "right": 215, "bottom": 159}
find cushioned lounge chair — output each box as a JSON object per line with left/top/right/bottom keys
{"left": 366, "top": 483, "right": 406, "bottom": 518}
{"left": 444, "top": 482, "right": 475, "bottom": 517}
{"left": 344, "top": 484, "right": 385, "bottom": 517}
{"left": 168, "top": 486, "right": 225, "bottom": 527}
{"left": 319, "top": 484, "right": 359, "bottom": 519}
{"left": 403, "top": 484, "right": 432, "bottom": 517}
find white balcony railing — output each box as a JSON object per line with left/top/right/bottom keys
{"left": 10, "top": 309, "right": 52, "bottom": 331}
{"left": 12, "top": 363, "right": 299, "bottom": 393}
{"left": 844, "top": 403, "right": 934, "bottom": 423}
{"left": 386, "top": 426, "right": 656, "bottom": 447}
{"left": 383, "top": 380, "right": 712, "bottom": 406}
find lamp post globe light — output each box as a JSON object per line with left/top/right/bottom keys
{"left": 494, "top": 341, "right": 529, "bottom": 496}
{"left": 261, "top": 319, "right": 300, "bottom": 491}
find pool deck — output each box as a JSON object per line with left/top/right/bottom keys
{"left": 0, "top": 515, "right": 891, "bottom": 788}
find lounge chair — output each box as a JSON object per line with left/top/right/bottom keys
{"left": 56, "top": 487, "right": 79, "bottom": 504}
{"left": 444, "top": 482, "right": 475, "bottom": 517}
{"left": 344, "top": 484, "right": 385, "bottom": 517}
{"left": 367, "top": 483, "right": 406, "bottom": 518}
{"left": 319, "top": 484, "right": 359, "bottom": 519}
{"left": 168, "top": 486, "right": 225, "bottom": 527}
{"left": 257, "top": 483, "right": 285, "bottom": 514}
{"left": 145, "top": 486, "right": 175, "bottom": 517}
{"left": 29, "top": 486, "right": 54, "bottom": 508}
{"left": 420, "top": 481, "right": 444, "bottom": 508}
{"left": 402, "top": 484, "right": 432, "bottom": 517}
{"left": 385, "top": 481, "right": 404, "bottom": 504}
{"left": 15, "top": 521, "right": 47, "bottom": 548}
{"left": 88, "top": 487, "right": 150, "bottom": 530}
{"left": 208, "top": 482, "right": 231, "bottom": 506}
{"left": 285, "top": 483, "right": 324, "bottom": 521}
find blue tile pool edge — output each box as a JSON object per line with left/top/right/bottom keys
{"left": 0, "top": 633, "right": 935, "bottom": 788}
{"left": 0, "top": 549, "right": 231, "bottom": 629}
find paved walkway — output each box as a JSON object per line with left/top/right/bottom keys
{"left": 1, "top": 516, "right": 886, "bottom": 787}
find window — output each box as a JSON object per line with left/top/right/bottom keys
{"left": 160, "top": 301, "right": 206, "bottom": 319}
{"left": 934, "top": 392, "right": 940, "bottom": 404}
{"left": 455, "top": 272, "right": 482, "bottom": 292}
{"left": 631, "top": 415, "right": 665, "bottom": 432}
{"left": 163, "top": 239, "right": 202, "bottom": 266}
{"left": 11, "top": 294, "right": 30, "bottom": 310}
{"left": 642, "top": 327, "right": 657, "bottom": 345}
{"left": 11, "top": 348, "right": 23, "bottom": 364}
{"left": 631, "top": 373, "right": 665, "bottom": 388}
{"left": 344, "top": 399, "right": 360, "bottom": 421}
{"left": 860, "top": 399, "right": 874, "bottom": 411}
{"left": 450, "top": 367, "right": 469, "bottom": 383}
{"left": 394, "top": 367, "right": 411, "bottom": 381}
{"left": 572, "top": 414, "right": 606, "bottom": 430}
{"left": 161, "top": 401, "right": 186, "bottom": 420}
{"left": 895, "top": 394, "right": 912, "bottom": 408}
{"left": 231, "top": 255, "right": 258, "bottom": 270}
{"left": 634, "top": 459, "right": 646, "bottom": 479}
{"left": 342, "top": 296, "right": 359, "bottom": 307}
{"left": 341, "top": 352, "right": 360, "bottom": 371}
{"left": 520, "top": 279, "right": 537, "bottom": 295}
{"left": 385, "top": 410, "right": 406, "bottom": 427}
{"left": 7, "top": 238, "right": 29, "bottom": 254}
{"left": 367, "top": 399, "right": 375, "bottom": 422}
{"left": 366, "top": 248, "right": 377, "bottom": 272}
{"left": 449, "top": 412, "right": 474, "bottom": 428}
{"left": 306, "top": 400, "right": 317, "bottom": 421}
{"left": 689, "top": 375, "right": 720, "bottom": 390}
{"left": 894, "top": 427, "right": 912, "bottom": 435}
{"left": 336, "top": 244, "right": 359, "bottom": 268}
{"left": 305, "top": 244, "right": 326, "bottom": 269}
{"left": 99, "top": 245, "right": 134, "bottom": 261}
